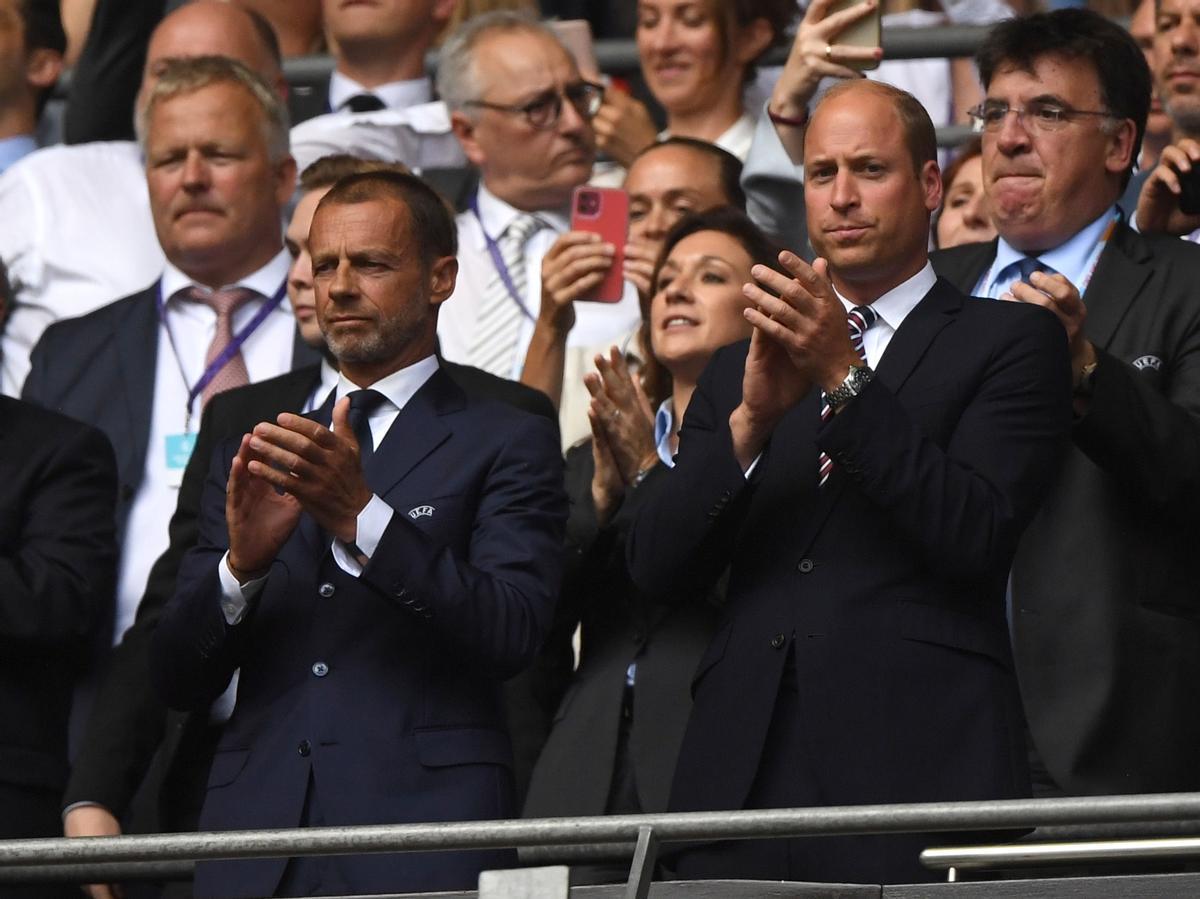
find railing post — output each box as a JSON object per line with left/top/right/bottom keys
{"left": 624, "top": 825, "right": 658, "bottom": 899}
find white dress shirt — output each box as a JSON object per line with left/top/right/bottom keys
{"left": 219, "top": 356, "right": 440, "bottom": 623}
{"left": 116, "top": 250, "right": 294, "bottom": 643}
{"left": 288, "top": 100, "right": 466, "bottom": 179}
{"left": 327, "top": 71, "right": 432, "bottom": 113}
{"left": 0, "top": 141, "right": 164, "bottom": 395}
{"left": 834, "top": 261, "right": 936, "bottom": 367}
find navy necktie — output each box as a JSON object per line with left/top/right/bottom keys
{"left": 346, "top": 389, "right": 387, "bottom": 462}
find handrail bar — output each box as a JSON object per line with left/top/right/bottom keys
{"left": 922, "top": 835, "right": 1200, "bottom": 872}
{"left": 3, "top": 793, "right": 1200, "bottom": 871}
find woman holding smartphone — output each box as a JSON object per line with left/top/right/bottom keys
{"left": 592, "top": 0, "right": 796, "bottom": 165}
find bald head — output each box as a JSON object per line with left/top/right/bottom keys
{"left": 138, "top": 1, "right": 285, "bottom": 113}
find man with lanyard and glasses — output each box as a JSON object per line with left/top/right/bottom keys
{"left": 436, "top": 11, "right": 642, "bottom": 442}
{"left": 22, "top": 56, "right": 316, "bottom": 719}
{"left": 932, "top": 8, "right": 1200, "bottom": 798}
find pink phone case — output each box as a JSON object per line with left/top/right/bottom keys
{"left": 570, "top": 186, "right": 629, "bottom": 303}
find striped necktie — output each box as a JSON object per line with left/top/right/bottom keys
{"left": 818, "top": 305, "right": 877, "bottom": 487}
{"left": 469, "top": 213, "right": 543, "bottom": 376}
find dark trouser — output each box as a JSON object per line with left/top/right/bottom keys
{"left": 671, "top": 649, "right": 936, "bottom": 886}
{"left": 0, "top": 782, "right": 79, "bottom": 899}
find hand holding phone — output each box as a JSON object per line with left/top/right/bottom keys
{"left": 569, "top": 186, "right": 629, "bottom": 303}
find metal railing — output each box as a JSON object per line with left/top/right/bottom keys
{"left": 3, "top": 793, "right": 1200, "bottom": 890}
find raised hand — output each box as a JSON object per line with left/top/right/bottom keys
{"left": 592, "top": 87, "right": 659, "bottom": 169}
{"left": 226, "top": 432, "right": 301, "bottom": 581}
{"left": 585, "top": 347, "right": 657, "bottom": 485}
{"left": 243, "top": 398, "right": 374, "bottom": 546}
{"left": 1135, "top": 138, "right": 1200, "bottom": 237}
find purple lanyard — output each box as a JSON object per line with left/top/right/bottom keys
{"left": 470, "top": 196, "right": 536, "bottom": 322}
{"left": 157, "top": 280, "right": 288, "bottom": 424}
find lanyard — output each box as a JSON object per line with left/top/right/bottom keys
{"left": 981, "top": 209, "right": 1120, "bottom": 300}
{"left": 470, "top": 196, "right": 537, "bottom": 323}
{"left": 157, "top": 280, "right": 287, "bottom": 429}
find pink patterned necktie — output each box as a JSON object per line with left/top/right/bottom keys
{"left": 182, "top": 286, "right": 256, "bottom": 405}
{"left": 818, "top": 305, "right": 877, "bottom": 487}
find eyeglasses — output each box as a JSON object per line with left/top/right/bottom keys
{"left": 968, "top": 99, "right": 1114, "bottom": 133}
{"left": 463, "top": 81, "right": 605, "bottom": 130}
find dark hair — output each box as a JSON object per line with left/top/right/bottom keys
{"left": 17, "top": 0, "right": 65, "bottom": 115}
{"left": 317, "top": 170, "right": 458, "bottom": 269}
{"left": 632, "top": 136, "right": 746, "bottom": 210}
{"left": 299, "top": 154, "right": 411, "bottom": 192}
{"left": 817, "top": 80, "right": 938, "bottom": 176}
{"left": 711, "top": 0, "right": 797, "bottom": 87}
{"left": 639, "top": 206, "right": 780, "bottom": 406}
{"left": 975, "top": 8, "right": 1149, "bottom": 188}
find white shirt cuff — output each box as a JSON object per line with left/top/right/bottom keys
{"left": 219, "top": 552, "right": 268, "bottom": 625}
{"left": 744, "top": 453, "right": 763, "bottom": 479}
{"left": 331, "top": 494, "right": 394, "bottom": 577}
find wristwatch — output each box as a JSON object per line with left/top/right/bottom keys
{"left": 826, "top": 364, "right": 874, "bottom": 411}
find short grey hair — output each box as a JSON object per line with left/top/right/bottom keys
{"left": 137, "top": 55, "right": 290, "bottom": 162}
{"left": 436, "top": 10, "right": 568, "bottom": 115}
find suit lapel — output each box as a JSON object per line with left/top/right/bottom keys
{"left": 115, "top": 285, "right": 162, "bottom": 477}
{"left": 790, "top": 279, "right": 962, "bottom": 557}
{"left": 930, "top": 240, "right": 997, "bottom": 296}
{"left": 1081, "top": 223, "right": 1151, "bottom": 351}
{"left": 365, "top": 368, "right": 461, "bottom": 499}
{"left": 296, "top": 389, "right": 338, "bottom": 556}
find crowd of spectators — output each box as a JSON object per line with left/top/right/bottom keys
{"left": 2, "top": 0, "right": 1200, "bottom": 897}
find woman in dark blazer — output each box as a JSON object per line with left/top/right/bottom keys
{"left": 524, "top": 208, "right": 779, "bottom": 820}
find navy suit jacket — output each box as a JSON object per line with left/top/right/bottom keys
{"left": 933, "top": 223, "right": 1200, "bottom": 794}
{"left": 628, "top": 279, "right": 1071, "bottom": 831}
{"left": 153, "top": 365, "right": 566, "bottom": 897}
{"left": 20, "top": 281, "right": 320, "bottom": 542}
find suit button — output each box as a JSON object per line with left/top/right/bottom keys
{"left": 797, "top": 558, "right": 814, "bottom": 573}
{"left": 318, "top": 582, "right": 335, "bottom": 598}
{"left": 297, "top": 740, "right": 311, "bottom": 757}
{"left": 311, "top": 662, "right": 329, "bottom": 677}
{"left": 770, "top": 633, "right": 786, "bottom": 650}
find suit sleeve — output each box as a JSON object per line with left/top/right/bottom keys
{"left": 0, "top": 419, "right": 117, "bottom": 653}
{"left": 152, "top": 439, "right": 248, "bottom": 711}
{"left": 818, "top": 305, "right": 1073, "bottom": 580}
{"left": 358, "top": 414, "right": 567, "bottom": 678}
{"left": 628, "top": 349, "right": 759, "bottom": 598}
{"left": 63, "top": 398, "right": 225, "bottom": 811}
{"left": 741, "top": 107, "right": 810, "bottom": 256}
{"left": 63, "top": 0, "right": 167, "bottom": 144}
{"left": 1072, "top": 339, "right": 1200, "bottom": 524}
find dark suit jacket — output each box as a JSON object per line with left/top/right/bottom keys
{"left": 628, "top": 280, "right": 1071, "bottom": 831}
{"left": 523, "top": 444, "right": 722, "bottom": 817}
{"left": 152, "top": 365, "right": 566, "bottom": 897}
{"left": 932, "top": 223, "right": 1200, "bottom": 795}
{"left": 0, "top": 398, "right": 117, "bottom": 800}
{"left": 20, "top": 282, "right": 320, "bottom": 543}
{"left": 63, "top": 362, "right": 557, "bottom": 834}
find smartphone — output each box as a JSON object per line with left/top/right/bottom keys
{"left": 1179, "top": 166, "right": 1200, "bottom": 215}
{"left": 828, "top": 0, "right": 882, "bottom": 72}
{"left": 570, "top": 186, "right": 629, "bottom": 303}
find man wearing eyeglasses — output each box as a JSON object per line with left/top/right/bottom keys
{"left": 933, "top": 9, "right": 1200, "bottom": 798}
{"left": 436, "top": 11, "right": 642, "bottom": 439}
